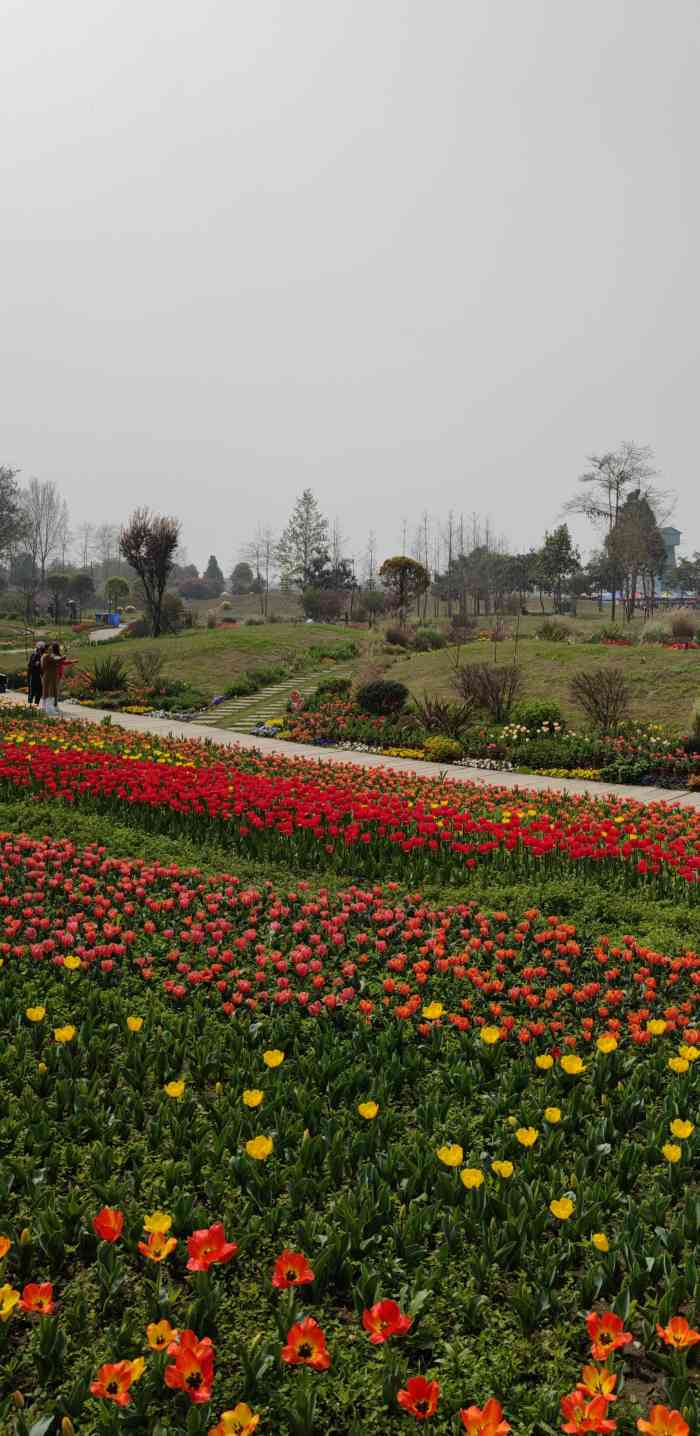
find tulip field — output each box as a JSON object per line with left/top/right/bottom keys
{"left": 1, "top": 710, "right": 700, "bottom": 1435}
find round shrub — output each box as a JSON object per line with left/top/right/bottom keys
{"left": 535, "top": 620, "right": 569, "bottom": 641}
{"left": 512, "top": 699, "right": 564, "bottom": 732}
{"left": 385, "top": 626, "right": 411, "bottom": 648}
{"left": 357, "top": 679, "right": 409, "bottom": 715}
{"left": 422, "top": 735, "right": 462, "bottom": 762}
{"left": 414, "top": 627, "right": 446, "bottom": 651}
{"left": 640, "top": 622, "right": 668, "bottom": 645}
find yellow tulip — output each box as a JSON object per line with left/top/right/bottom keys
{"left": 54, "top": 1025, "right": 76, "bottom": 1044}
{"left": 535, "top": 1055, "right": 554, "bottom": 1070}
{"left": 662, "top": 1143, "right": 682, "bottom": 1164}
{"left": 678, "top": 1044, "right": 700, "bottom": 1063}
{"left": 358, "top": 1101, "right": 379, "bottom": 1120}
{"left": 246, "top": 1136, "right": 273, "bottom": 1161}
{"left": 436, "top": 1144, "right": 464, "bottom": 1168}
{"left": 550, "top": 1197, "right": 574, "bottom": 1220}
{"left": 164, "top": 1080, "right": 185, "bottom": 1099}
{"left": 591, "top": 1232, "right": 609, "bottom": 1252}
{"left": 480, "top": 1026, "right": 501, "bottom": 1045}
{"left": 0, "top": 1284, "right": 20, "bottom": 1322}
{"left": 491, "top": 1160, "right": 514, "bottom": 1179}
{"left": 647, "top": 1020, "right": 667, "bottom": 1036}
{"left": 242, "top": 1089, "right": 264, "bottom": 1108}
{"left": 263, "top": 1049, "right": 284, "bottom": 1068}
{"left": 515, "top": 1127, "right": 539, "bottom": 1148}
{"left": 127, "top": 1015, "right": 143, "bottom": 1033}
{"left": 544, "top": 1107, "right": 562, "bottom": 1124}
{"left": 63, "top": 956, "right": 81, "bottom": 971}
{"left": 668, "top": 1057, "right": 689, "bottom": 1074}
{"left": 143, "top": 1211, "right": 172, "bottom": 1234}
{"left": 596, "top": 1035, "right": 617, "bottom": 1054}
{"left": 422, "top": 1003, "right": 444, "bottom": 1021}
{"left": 460, "top": 1168, "right": 485, "bottom": 1189}
{"left": 670, "top": 1119, "right": 694, "bottom": 1140}
{"left": 560, "top": 1055, "right": 585, "bottom": 1075}
{"left": 26, "top": 1007, "right": 45, "bottom": 1023}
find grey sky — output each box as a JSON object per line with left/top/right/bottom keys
{"left": 2, "top": 0, "right": 698, "bottom": 573}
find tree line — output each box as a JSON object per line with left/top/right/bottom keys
{"left": 0, "top": 442, "right": 696, "bottom": 638}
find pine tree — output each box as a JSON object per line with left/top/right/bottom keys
{"left": 204, "top": 555, "right": 224, "bottom": 588}
{"left": 275, "top": 490, "right": 329, "bottom": 589}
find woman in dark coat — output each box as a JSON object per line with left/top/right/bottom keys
{"left": 27, "top": 642, "right": 45, "bottom": 705}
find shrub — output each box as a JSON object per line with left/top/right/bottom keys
{"left": 640, "top": 622, "right": 668, "bottom": 645}
{"left": 206, "top": 610, "right": 217, "bottom": 629}
{"left": 668, "top": 608, "right": 697, "bottom": 640}
{"left": 357, "top": 679, "right": 409, "bottom": 715}
{"left": 301, "top": 588, "right": 344, "bottom": 622}
{"left": 127, "top": 618, "right": 150, "bottom": 639}
{"left": 245, "top": 616, "right": 266, "bottom": 626}
{"left": 535, "top": 620, "right": 569, "bottom": 642}
{"left": 412, "top": 693, "right": 476, "bottom": 737}
{"left": 223, "top": 674, "right": 258, "bottom": 698}
{"left": 448, "top": 615, "right": 477, "bottom": 644}
{"left": 414, "top": 627, "right": 446, "bottom": 651}
{"left": 308, "top": 641, "right": 358, "bottom": 663}
{"left": 422, "top": 735, "right": 463, "bottom": 762}
{"left": 91, "top": 655, "right": 129, "bottom": 693}
{"left": 569, "top": 668, "right": 630, "bottom": 733}
{"left": 385, "top": 626, "right": 411, "bottom": 648}
{"left": 315, "top": 675, "right": 352, "bottom": 701}
{"left": 513, "top": 699, "right": 564, "bottom": 732}
{"left": 453, "top": 662, "right": 523, "bottom": 723}
{"left": 131, "top": 649, "right": 165, "bottom": 687}
{"left": 691, "top": 699, "right": 700, "bottom": 740}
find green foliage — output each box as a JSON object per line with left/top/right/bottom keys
{"left": 91, "top": 655, "right": 129, "bottom": 693}
{"left": 535, "top": 620, "right": 569, "bottom": 642}
{"left": 414, "top": 627, "right": 446, "bottom": 651}
{"left": 422, "top": 735, "right": 463, "bottom": 762}
{"left": 357, "top": 679, "right": 409, "bottom": 715}
{"left": 513, "top": 700, "right": 564, "bottom": 732}
{"left": 412, "top": 694, "right": 475, "bottom": 738}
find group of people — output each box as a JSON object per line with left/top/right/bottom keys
{"left": 27, "top": 641, "right": 75, "bottom": 713}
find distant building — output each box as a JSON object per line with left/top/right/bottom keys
{"left": 658, "top": 525, "right": 682, "bottom": 596}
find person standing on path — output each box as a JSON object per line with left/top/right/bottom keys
{"left": 26, "top": 641, "right": 46, "bottom": 706}
{"left": 40, "top": 643, "right": 63, "bottom": 713}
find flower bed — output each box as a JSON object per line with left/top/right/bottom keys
{"left": 0, "top": 721, "right": 699, "bottom": 893}
{"left": 1, "top": 836, "right": 700, "bottom": 1432}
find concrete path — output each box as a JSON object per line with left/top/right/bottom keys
{"left": 3, "top": 690, "right": 700, "bottom": 810}
{"left": 88, "top": 625, "right": 129, "bottom": 643}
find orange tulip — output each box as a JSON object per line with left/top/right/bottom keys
{"left": 281, "top": 1317, "right": 331, "bottom": 1370}
{"left": 586, "top": 1311, "right": 632, "bottom": 1361}
{"left": 460, "top": 1397, "right": 512, "bottom": 1435}
{"left": 638, "top": 1408, "right": 689, "bottom": 1436}
{"left": 656, "top": 1316, "right": 700, "bottom": 1350}
{"left": 90, "top": 1358, "right": 145, "bottom": 1406}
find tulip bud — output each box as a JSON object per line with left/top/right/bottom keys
{"left": 19, "top": 1227, "right": 31, "bottom": 1245}
{"left": 215, "top": 1081, "right": 223, "bottom": 1095}
{"left": 61, "top": 1417, "right": 75, "bottom": 1435}
{"left": 569, "top": 1174, "right": 578, "bottom": 1189}
{"left": 11, "top": 1391, "right": 24, "bottom": 1408}
{"left": 38, "top": 1061, "right": 47, "bottom": 1073}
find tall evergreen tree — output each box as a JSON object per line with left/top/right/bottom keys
{"left": 276, "top": 490, "right": 329, "bottom": 589}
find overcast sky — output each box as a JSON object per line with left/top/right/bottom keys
{"left": 2, "top": 0, "right": 698, "bottom": 573}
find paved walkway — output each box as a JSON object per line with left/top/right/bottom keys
{"left": 3, "top": 691, "right": 700, "bottom": 809}
{"left": 88, "top": 625, "right": 129, "bottom": 643}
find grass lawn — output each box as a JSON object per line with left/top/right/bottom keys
{"left": 391, "top": 637, "right": 700, "bottom": 729}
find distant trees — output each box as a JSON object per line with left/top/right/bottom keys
{"left": 566, "top": 442, "right": 667, "bottom": 620}
{"left": 534, "top": 525, "right": 580, "bottom": 613}
{"left": 276, "top": 490, "right": 329, "bottom": 589}
{"left": 379, "top": 556, "right": 430, "bottom": 626}
{"left": 230, "top": 562, "right": 254, "bottom": 594}
{"left": 604, "top": 490, "right": 666, "bottom": 620}
{"left": 22, "top": 478, "right": 67, "bottom": 582}
{"left": 204, "top": 555, "right": 224, "bottom": 589}
{"left": 119, "top": 508, "right": 181, "bottom": 637}
{"left": 0, "top": 467, "right": 29, "bottom": 559}
{"left": 104, "top": 575, "right": 130, "bottom": 609}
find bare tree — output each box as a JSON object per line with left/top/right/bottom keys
{"left": 22, "top": 478, "right": 66, "bottom": 582}
{"left": 119, "top": 508, "right": 181, "bottom": 636}
{"left": 363, "top": 530, "right": 377, "bottom": 590}
{"left": 565, "top": 442, "right": 672, "bottom": 621}
{"left": 76, "top": 521, "right": 95, "bottom": 571}
{"left": 243, "top": 524, "right": 276, "bottom": 615}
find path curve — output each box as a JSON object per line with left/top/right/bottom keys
{"left": 3, "top": 691, "right": 700, "bottom": 810}
{"left": 88, "top": 624, "right": 129, "bottom": 643}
